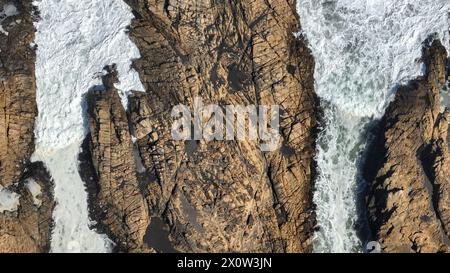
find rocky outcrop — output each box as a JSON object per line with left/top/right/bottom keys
{"left": 84, "top": 0, "right": 317, "bottom": 252}
{"left": 84, "top": 65, "right": 150, "bottom": 253}
{"left": 363, "top": 39, "right": 450, "bottom": 253}
{"left": 0, "top": 0, "right": 317, "bottom": 253}
{"left": 0, "top": 162, "right": 54, "bottom": 252}
{"left": 0, "top": 0, "right": 36, "bottom": 188}
{"left": 0, "top": 0, "right": 54, "bottom": 253}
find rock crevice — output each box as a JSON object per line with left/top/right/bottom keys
{"left": 0, "top": 0, "right": 54, "bottom": 253}
{"left": 84, "top": 0, "right": 318, "bottom": 253}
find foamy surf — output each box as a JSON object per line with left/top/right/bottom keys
{"left": 32, "top": 0, "right": 144, "bottom": 252}
{"left": 296, "top": 0, "right": 450, "bottom": 252}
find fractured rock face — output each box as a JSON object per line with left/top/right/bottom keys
{"left": 363, "top": 39, "right": 450, "bottom": 253}
{"left": 0, "top": 0, "right": 54, "bottom": 253}
{"left": 84, "top": 65, "right": 150, "bottom": 253}
{"left": 94, "top": 0, "right": 318, "bottom": 252}
{"left": 0, "top": 0, "right": 316, "bottom": 253}
{"left": 0, "top": 162, "right": 54, "bottom": 253}
{"left": 0, "top": 0, "right": 36, "bottom": 188}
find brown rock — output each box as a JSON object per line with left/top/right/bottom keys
{"left": 0, "top": 162, "right": 54, "bottom": 253}
{"left": 1, "top": 0, "right": 317, "bottom": 253}
{"left": 84, "top": 65, "right": 150, "bottom": 252}
{"left": 116, "top": 0, "right": 317, "bottom": 252}
{"left": 0, "top": 0, "right": 54, "bottom": 253}
{"left": 363, "top": 38, "right": 450, "bottom": 253}
{"left": 0, "top": 0, "right": 36, "bottom": 188}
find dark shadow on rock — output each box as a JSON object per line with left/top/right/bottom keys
{"left": 356, "top": 118, "right": 385, "bottom": 251}
{"left": 144, "top": 217, "right": 178, "bottom": 253}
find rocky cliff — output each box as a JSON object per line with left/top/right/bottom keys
{"left": 84, "top": 65, "right": 150, "bottom": 253}
{"left": 3, "top": 0, "right": 449, "bottom": 254}
{"left": 83, "top": 0, "right": 318, "bottom": 252}
{"left": 0, "top": 0, "right": 54, "bottom": 253}
{"left": 363, "top": 38, "right": 450, "bottom": 253}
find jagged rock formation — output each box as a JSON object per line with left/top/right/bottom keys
{"left": 364, "top": 39, "right": 450, "bottom": 253}
{"left": 0, "top": 0, "right": 317, "bottom": 253}
{"left": 84, "top": 65, "right": 150, "bottom": 252}
{"left": 127, "top": 0, "right": 317, "bottom": 252}
{"left": 0, "top": 0, "right": 54, "bottom": 252}
{"left": 0, "top": 162, "right": 54, "bottom": 252}
{"left": 84, "top": 0, "right": 317, "bottom": 252}
{"left": 0, "top": 0, "right": 36, "bottom": 188}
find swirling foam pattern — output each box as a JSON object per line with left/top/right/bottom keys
{"left": 296, "top": 0, "right": 450, "bottom": 252}
{"left": 32, "top": 0, "right": 144, "bottom": 252}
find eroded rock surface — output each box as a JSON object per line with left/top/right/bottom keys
{"left": 0, "top": 0, "right": 54, "bottom": 253}
{"left": 0, "top": 0, "right": 316, "bottom": 253}
{"left": 88, "top": 0, "right": 318, "bottom": 252}
{"left": 84, "top": 65, "right": 150, "bottom": 252}
{"left": 364, "top": 39, "right": 450, "bottom": 253}
{"left": 0, "top": 162, "right": 54, "bottom": 253}
{"left": 0, "top": 0, "right": 36, "bottom": 188}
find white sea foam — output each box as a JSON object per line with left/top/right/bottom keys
{"left": 25, "top": 178, "right": 42, "bottom": 207}
{"left": 0, "top": 186, "right": 20, "bottom": 213}
{"left": 0, "top": 3, "right": 20, "bottom": 35}
{"left": 33, "top": 0, "right": 144, "bottom": 252}
{"left": 296, "top": 0, "right": 450, "bottom": 252}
